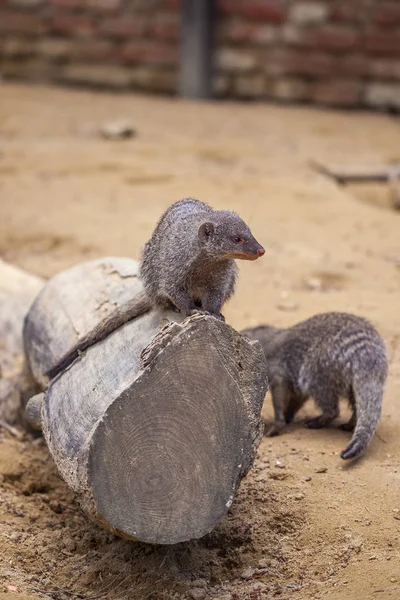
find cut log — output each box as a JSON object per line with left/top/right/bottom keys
{"left": 310, "top": 161, "right": 400, "bottom": 210}
{"left": 23, "top": 257, "right": 268, "bottom": 544}
{"left": 310, "top": 160, "right": 400, "bottom": 184}
{"left": 0, "top": 259, "right": 44, "bottom": 423}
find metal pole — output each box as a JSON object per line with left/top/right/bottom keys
{"left": 179, "top": 0, "right": 215, "bottom": 99}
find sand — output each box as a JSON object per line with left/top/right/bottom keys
{"left": 0, "top": 82, "right": 399, "bottom": 600}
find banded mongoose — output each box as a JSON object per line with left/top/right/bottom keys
{"left": 44, "top": 199, "right": 263, "bottom": 380}
{"left": 241, "top": 312, "right": 388, "bottom": 460}
{"left": 139, "top": 198, "right": 265, "bottom": 319}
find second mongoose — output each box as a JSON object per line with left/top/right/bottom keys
{"left": 140, "top": 198, "right": 265, "bottom": 319}
{"left": 241, "top": 312, "right": 388, "bottom": 460}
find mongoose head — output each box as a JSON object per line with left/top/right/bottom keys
{"left": 198, "top": 211, "right": 265, "bottom": 261}
{"left": 241, "top": 325, "right": 281, "bottom": 354}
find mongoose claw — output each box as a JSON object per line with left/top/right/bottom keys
{"left": 189, "top": 309, "right": 225, "bottom": 321}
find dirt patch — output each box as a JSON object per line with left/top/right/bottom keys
{"left": 0, "top": 83, "right": 400, "bottom": 600}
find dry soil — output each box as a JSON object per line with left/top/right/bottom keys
{"left": 0, "top": 83, "right": 399, "bottom": 600}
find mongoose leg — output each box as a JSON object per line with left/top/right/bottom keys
{"left": 266, "top": 381, "right": 291, "bottom": 437}
{"left": 284, "top": 393, "right": 307, "bottom": 424}
{"left": 339, "top": 408, "right": 357, "bottom": 432}
{"left": 164, "top": 287, "right": 197, "bottom": 317}
{"left": 201, "top": 291, "right": 225, "bottom": 320}
{"left": 305, "top": 394, "right": 339, "bottom": 429}
{"left": 339, "top": 388, "right": 357, "bottom": 431}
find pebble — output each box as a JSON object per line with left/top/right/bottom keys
{"left": 191, "top": 580, "right": 206, "bottom": 589}
{"left": 304, "top": 477, "right": 312, "bottom": 482}
{"left": 315, "top": 467, "right": 328, "bottom": 473}
{"left": 277, "top": 301, "right": 299, "bottom": 312}
{"left": 241, "top": 567, "right": 256, "bottom": 580}
{"left": 100, "top": 120, "right": 136, "bottom": 140}
{"left": 294, "top": 493, "right": 305, "bottom": 500}
{"left": 187, "top": 588, "right": 207, "bottom": 600}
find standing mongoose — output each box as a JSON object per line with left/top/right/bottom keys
{"left": 139, "top": 198, "right": 265, "bottom": 319}
{"left": 42, "top": 199, "right": 263, "bottom": 380}
{"left": 241, "top": 312, "right": 388, "bottom": 459}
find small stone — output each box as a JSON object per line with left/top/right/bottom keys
{"left": 277, "top": 301, "right": 299, "bottom": 312}
{"left": 49, "top": 500, "right": 63, "bottom": 513}
{"left": 187, "top": 588, "right": 207, "bottom": 600}
{"left": 294, "top": 493, "right": 305, "bottom": 500}
{"left": 241, "top": 567, "right": 256, "bottom": 580}
{"left": 191, "top": 580, "right": 206, "bottom": 589}
{"left": 304, "top": 477, "right": 312, "bottom": 482}
{"left": 258, "top": 559, "right": 269, "bottom": 569}
{"left": 100, "top": 120, "right": 136, "bottom": 140}
{"left": 304, "top": 276, "right": 323, "bottom": 291}
{"left": 275, "top": 460, "right": 286, "bottom": 469}
{"left": 315, "top": 467, "right": 328, "bottom": 473}
{"left": 286, "top": 582, "right": 301, "bottom": 590}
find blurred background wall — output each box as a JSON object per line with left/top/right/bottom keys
{"left": 0, "top": 0, "right": 399, "bottom": 111}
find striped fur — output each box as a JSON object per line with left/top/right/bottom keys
{"left": 242, "top": 312, "right": 388, "bottom": 460}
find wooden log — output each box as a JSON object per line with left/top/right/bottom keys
{"left": 23, "top": 257, "right": 150, "bottom": 388}
{"left": 310, "top": 160, "right": 400, "bottom": 184}
{"left": 310, "top": 161, "right": 400, "bottom": 210}
{"left": 23, "top": 257, "right": 268, "bottom": 544}
{"left": 0, "top": 259, "right": 44, "bottom": 423}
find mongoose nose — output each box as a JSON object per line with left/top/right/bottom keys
{"left": 257, "top": 248, "right": 265, "bottom": 257}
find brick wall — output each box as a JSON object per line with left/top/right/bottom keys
{"left": 1, "top": 0, "right": 400, "bottom": 110}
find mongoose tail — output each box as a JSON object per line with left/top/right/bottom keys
{"left": 341, "top": 375, "right": 383, "bottom": 460}
{"left": 45, "top": 293, "right": 152, "bottom": 379}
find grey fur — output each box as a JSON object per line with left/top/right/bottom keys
{"left": 140, "top": 198, "right": 264, "bottom": 319}
{"left": 241, "top": 312, "right": 388, "bottom": 460}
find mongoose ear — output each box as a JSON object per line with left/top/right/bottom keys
{"left": 198, "top": 222, "right": 214, "bottom": 240}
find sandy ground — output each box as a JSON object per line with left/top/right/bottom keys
{"left": 0, "top": 83, "right": 399, "bottom": 600}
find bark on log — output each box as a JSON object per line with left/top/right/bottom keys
{"left": 23, "top": 257, "right": 268, "bottom": 544}
{"left": 0, "top": 259, "right": 44, "bottom": 423}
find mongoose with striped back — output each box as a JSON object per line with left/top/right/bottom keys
{"left": 241, "top": 312, "right": 388, "bottom": 459}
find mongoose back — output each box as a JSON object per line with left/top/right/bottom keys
{"left": 241, "top": 312, "right": 388, "bottom": 460}
{"left": 140, "top": 198, "right": 265, "bottom": 319}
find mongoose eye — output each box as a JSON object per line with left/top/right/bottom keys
{"left": 232, "top": 236, "right": 243, "bottom": 244}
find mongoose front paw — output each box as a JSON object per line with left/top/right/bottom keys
{"left": 338, "top": 421, "right": 355, "bottom": 432}
{"left": 265, "top": 423, "right": 284, "bottom": 437}
{"left": 305, "top": 416, "right": 327, "bottom": 429}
